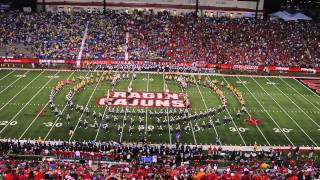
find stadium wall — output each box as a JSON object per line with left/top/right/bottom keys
{"left": 1, "top": 57, "right": 319, "bottom": 74}
{"left": 36, "top": 0, "right": 264, "bottom": 18}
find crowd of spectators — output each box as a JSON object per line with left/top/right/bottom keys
{"left": 0, "top": 10, "right": 320, "bottom": 68}
{"left": 0, "top": 140, "right": 319, "bottom": 179}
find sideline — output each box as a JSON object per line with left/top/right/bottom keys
{"left": 1, "top": 67, "right": 320, "bottom": 79}
{"left": 1, "top": 139, "right": 319, "bottom": 152}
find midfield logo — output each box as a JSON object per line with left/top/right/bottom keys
{"left": 297, "top": 78, "right": 320, "bottom": 95}
{"left": 97, "top": 91, "right": 188, "bottom": 108}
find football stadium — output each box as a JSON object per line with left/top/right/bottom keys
{"left": 0, "top": 0, "right": 320, "bottom": 179}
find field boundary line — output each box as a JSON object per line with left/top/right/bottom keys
{"left": 2, "top": 138, "right": 320, "bottom": 151}
{"left": 236, "top": 76, "right": 294, "bottom": 146}
{"left": 221, "top": 76, "right": 269, "bottom": 145}
{"left": 0, "top": 71, "right": 30, "bottom": 95}
{"left": 68, "top": 73, "right": 103, "bottom": 142}
{"left": 266, "top": 78, "right": 320, "bottom": 128}
{"left": 44, "top": 71, "right": 89, "bottom": 141}
{"left": 119, "top": 73, "right": 135, "bottom": 142}
{"left": 3, "top": 68, "right": 320, "bottom": 80}
{"left": 0, "top": 71, "right": 45, "bottom": 112}
{"left": 162, "top": 73, "right": 172, "bottom": 144}
{"left": 252, "top": 77, "right": 318, "bottom": 146}
{"left": 19, "top": 72, "right": 75, "bottom": 140}
{"left": 0, "top": 71, "right": 60, "bottom": 135}
{"left": 0, "top": 70, "right": 16, "bottom": 82}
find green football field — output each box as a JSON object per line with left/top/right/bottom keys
{"left": 0, "top": 69, "right": 319, "bottom": 147}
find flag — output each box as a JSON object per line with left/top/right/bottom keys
{"left": 176, "top": 131, "right": 180, "bottom": 142}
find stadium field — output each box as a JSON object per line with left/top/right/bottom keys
{"left": 0, "top": 69, "right": 319, "bottom": 147}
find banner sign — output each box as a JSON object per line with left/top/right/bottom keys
{"left": 0, "top": 58, "right": 38, "bottom": 64}
{"left": 0, "top": 58, "right": 319, "bottom": 74}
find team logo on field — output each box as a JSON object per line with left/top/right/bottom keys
{"left": 297, "top": 78, "right": 320, "bottom": 95}
{"left": 246, "top": 117, "right": 263, "bottom": 126}
{"left": 96, "top": 91, "right": 188, "bottom": 108}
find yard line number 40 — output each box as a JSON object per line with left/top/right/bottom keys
{"left": 0, "top": 121, "right": 17, "bottom": 126}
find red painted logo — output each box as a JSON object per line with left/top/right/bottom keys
{"left": 97, "top": 91, "right": 188, "bottom": 108}
{"left": 246, "top": 117, "right": 263, "bottom": 126}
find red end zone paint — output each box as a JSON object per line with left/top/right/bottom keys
{"left": 246, "top": 117, "right": 263, "bottom": 126}
{"left": 96, "top": 91, "right": 188, "bottom": 108}
{"left": 299, "top": 79, "right": 320, "bottom": 95}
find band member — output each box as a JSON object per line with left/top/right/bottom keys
{"left": 208, "top": 119, "right": 214, "bottom": 128}
{"left": 92, "top": 110, "right": 97, "bottom": 119}
{"left": 236, "top": 110, "right": 241, "bottom": 120}
{"left": 83, "top": 119, "right": 88, "bottom": 129}
{"left": 78, "top": 119, "right": 83, "bottom": 128}
{"left": 93, "top": 120, "right": 98, "bottom": 129}
{"left": 127, "top": 83, "right": 132, "bottom": 97}
{"left": 85, "top": 107, "right": 90, "bottom": 117}
{"left": 66, "top": 114, "right": 71, "bottom": 124}
{"left": 130, "top": 118, "right": 135, "bottom": 125}
{"left": 214, "top": 119, "right": 220, "bottom": 126}
{"left": 98, "top": 112, "right": 103, "bottom": 120}
{"left": 129, "top": 125, "right": 134, "bottom": 136}
{"left": 157, "top": 125, "right": 163, "bottom": 136}
{"left": 58, "top": 110, "right": 63, "bottom": 119}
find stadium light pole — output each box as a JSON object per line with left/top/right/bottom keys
{"left": 194, "top": 0, "right": 199, "bottom": 17}
{"left": 103, "top": 0, "right": 106, "bottom": 14}
{"left": 42, "top": 0, "right": 46, "bottom": 12}
{"left": 255, "top": 0, "right": 260, "bottom": 19}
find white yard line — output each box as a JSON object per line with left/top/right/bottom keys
{"left": 178, "top": 80, "right": 197, "bottom": 145}
{"left": 119, "top": 73, "right": 135, "bottom": 142}
{"left": 44, "top": 71, "right": 89, "bottom": 141}
{"left": 0, "top": 71, "right": 30, "bottom": 95}
{"left": 68, "top": 73, "right": 102, "bottom": 142}
{"left": 95, "top": 95, "right": 110, "bottom": 141}
{"left": 252, "top": 77, "right": 318, "bottom": 146}
{"left": 236, "top": 76, "right": 294, "bottom": 146}
{"left": 162, "top": 74, "right": 172, "bottom": 144}
{"left": 266, "top": 78, "right": 320, "bottom": 128}
{"left": 193, "top": 76, "right": 221, "bottom": 143}
{"left": 19, "top": 72, "right": 75, "bottom": 140}
{"left": 223, "top": 76, "right": 270, "bottom": 145}
{"left": 218, "top": 76, "right": 257, "bottom": 146}
{"left": 0, "top": 70, "right": 16, "bottom": 82}
{"left": 0, "top": 71, "right": 60, "bottom": 135}
{"left": 0, "top": 71, "right": 45, "bottom": 112}
{"left": 144, "top": 73, "right": 150, "bottom": 136}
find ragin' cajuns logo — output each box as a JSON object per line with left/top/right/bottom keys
{"left": 97, "top": 91, "right": 189, "bottom": 108}
{"left": 297, "top": 78, "right": 320, "bottom": 95}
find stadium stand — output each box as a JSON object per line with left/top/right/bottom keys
{"left": 0, "top": 140, "right": 319, "bottom": 179}
{"left": 1, "top": 7, "right": 320, "bottom": 180}
{"left": 0, "top": 10, "right": 319, "bottom": 68}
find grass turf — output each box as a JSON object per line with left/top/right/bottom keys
{"left": 0, "top": 69, "right": 319, "bottom": 147}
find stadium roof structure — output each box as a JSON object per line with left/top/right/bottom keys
{"left": 270, "top": 10, "right": 312, "bottom": 21}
